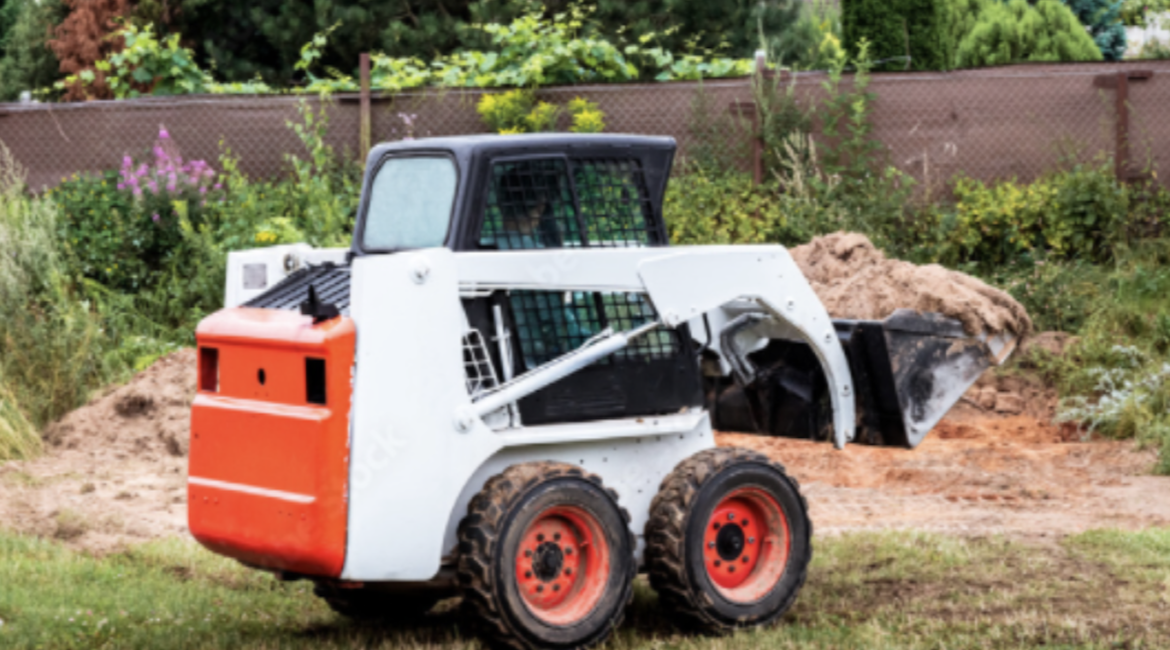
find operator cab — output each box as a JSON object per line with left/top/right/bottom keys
{"left": 254, "top": 134, "right": 703, "bottom": 426}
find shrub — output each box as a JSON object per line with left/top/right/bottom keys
{"left": 842, "top": 0, "right": 953, "bottom": 70}
{"left": 477, "top": 91, "right": 608, "bottom": 135}
{"left": 47, "top": 0, "right": 129, "bottom": 100}
{"left": 665, "top": 169, "right": 793, "bottom": 246}
{"left": 0, "top": 143, "right": 121, "bottom": 438}
{"left": 1064, "top": 0, "right": 1127, "bottom": 60}
{"left": 954, "top": 0, "right": 1104, "bottom": 67}
{"left": 54, "top": 126, "right": 220, "bottom": 293}
{"left": 0, "top": 0, "right": 67, "bottom": 101}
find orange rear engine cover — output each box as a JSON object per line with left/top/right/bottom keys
{"left": 189, "top": 308, "right": 355, "bottom": 577}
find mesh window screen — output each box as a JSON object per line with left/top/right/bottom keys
{"left": 510, "top": 290, "right": 679, "bottom": 370}
{"left": 479, "top": 158, "right": 581, "bottom": 249}
{"left": 571, "top": 158, "right": 654, "bottom": 247}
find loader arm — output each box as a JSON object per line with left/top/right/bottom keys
{"left": 454, "top": 245, "right": 857, "bottom": 447}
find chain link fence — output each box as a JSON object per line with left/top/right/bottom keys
{"left": 0, "top": 60, "right": 1167, "bottom": 193}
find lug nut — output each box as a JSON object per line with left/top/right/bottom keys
{"left": 525, "top": 571, "right": 532, "bottom": 579}
{"left": 525, "top": 550, "right": 533, "bottom": 558}
{"left": 742, "top": 556, "right": 750, "bottom": 563}
{"left": 742, "top": 519, "right": 749, "bottom": 527}
{"left": 729, "top": 565, "right": 736, "bottom": 573}
{"left": 707, "top": 541, "right": 715, "bottom": 549}
{"left": 554, "top": 533, "right": 561, "bottom": 541}
{"left": 536, "top": 585, "right": 544, "bottom": 593}
{"left": 728, "top": 512, "right": 735, "bottom": 520}
{"left": 564, "top": 547, "right": 572, "bottom": 555}
{"left": 714, "top": 560, "right": 721, "bottom": 567}
{"left": 713, "top": 522, "right": 721, "bottom": 530}
{"left": 565, "top": 568, "right": 572, "bottom": 576}
{"left": 748, "top": 537, "right": 755, "bottom": 544}
{"left": 537, "top": 534, "right": 545, "bottom": 542}
{"left": 553, "top": 584, "right": 560, "bottom": 592}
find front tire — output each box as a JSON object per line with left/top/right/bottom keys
{"left": 645, "top": 447, "right": 812, "bottom": 634}
{"left": 457, "top": 462, "right": 636, "bottom": 650}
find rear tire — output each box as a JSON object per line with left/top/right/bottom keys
{"left": 644, "top": 447, "right": 812, "bottom": 634}
{"left": 457, "top": 462, "right": 636, "bottom": 650}
{"left": 313, "top": 583, "right": 441, "bottom": 622}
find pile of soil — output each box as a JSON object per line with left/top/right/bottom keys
{"left": 0, "top": 350, "right": 196, "bottom": 553}
{"left": 790, "top": 232, "right": 1033, "bottom": 336}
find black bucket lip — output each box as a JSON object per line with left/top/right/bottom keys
{"left": 833, "top": 309, "right": 968, "bottom": 339}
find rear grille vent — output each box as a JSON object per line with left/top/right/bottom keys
{"left": 306, "top": 358, "right": 327, "bottom": 405}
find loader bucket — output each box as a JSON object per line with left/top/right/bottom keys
{"left": 834, "top": 309, "right": 1018, "bottom": 448}
{"left": 711, "top": 309, "right": 1019, "bottom": 449}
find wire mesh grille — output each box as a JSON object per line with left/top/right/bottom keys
{"left": 509, "top": 290, "right": 677, "bottom": 370}
{"left": 479, "top": 158, "right": 581, "bottom": 249}
{"left": 571, "top": 158, "right": 655, "bottom": 247}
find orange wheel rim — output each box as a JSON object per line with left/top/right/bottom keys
{"left": 514, "top": 505, "right": 611, "bottom": 626}
{"left": 702, "top": 487, "right": 790, "bottom": 603}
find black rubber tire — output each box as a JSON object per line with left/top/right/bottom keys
{"left": 457, "top": 462, "right": 636, "bottom": 650}
{"left": 644, "top": 447, "right": 812, "bottom": 634}
{"left": 313, "top": 583, "right": 441, "bottom": 622}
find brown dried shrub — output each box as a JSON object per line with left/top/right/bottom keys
{"left": 47, "top": 0, "right": 129, "bottom": 101}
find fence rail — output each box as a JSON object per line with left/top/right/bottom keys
{"left": 1, "top": 60, "right": 1168, "bottom": 194}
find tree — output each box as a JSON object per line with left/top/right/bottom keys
{"left": 842, "top": 0, "right": 954, "bottom": 71}
{"left": 954, "top": 0, "right": 1103, "bottom": 67}
{"left": 47, "top": 0, "right": 129, "bottom": 100}
{"left": 174, "top": 1, "right": 808, "bottom": 85}
{"left": 0, "top": 0, "right": 68, "bottom": 100}
{"left": 1062, "top": 0, "right": 1126, "bottom": 60}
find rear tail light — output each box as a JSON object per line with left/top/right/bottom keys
{"left": 306, "top": 358, "right": 326, "bottom": 405}
{"left": 200, "top": 347, "right": 219, "bottom": 392}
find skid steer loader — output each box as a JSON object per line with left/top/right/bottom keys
{"left": 189, "top": 134, "right": 1018, "bottom": 649}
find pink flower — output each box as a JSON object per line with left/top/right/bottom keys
{"left": 117, "top": 183, "right": 125, "bottom": 190}
{"left": 213, "top": 183, "right": 222, "bottom": 190}
{"left": 152, "top": 213, "right": 160, "bottom": 223}
{"left": 166, "top": 182, "right": 177, "bottom": 192}
{"left": 122, "top": 155, "right": 133, "bottom": 169}
{"left": 159, "top": 126, "right": 170, "bottom": 139}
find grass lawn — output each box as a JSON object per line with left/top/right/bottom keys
{"left": 0, "top": 529, "right": 1167, "bottom": 649}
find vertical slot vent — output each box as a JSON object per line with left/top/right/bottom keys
{"left": 199, "top": 347, "right": 219, "bottom": 392}
{"left": 306, "top": 358, "right": 327, "bottom": 405}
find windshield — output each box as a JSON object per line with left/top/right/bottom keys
{"left": 362, "top": 156, "right": 457, "bottom": 250}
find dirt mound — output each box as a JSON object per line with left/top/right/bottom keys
{"left": 0, "top": 351, "right": 196, "bottom": 553}
{"left": 45, "top": 349, "right": 196, "bottom": 458}
{"left": 790, "top": 232, "right": 1033, "bottom": 336}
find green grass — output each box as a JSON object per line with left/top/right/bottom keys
{"left": 1, "top": 529, "right": 1168, "bottom": 649}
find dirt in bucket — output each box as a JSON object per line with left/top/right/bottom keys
{"left": 789, "top": 232, "right": 1033, "bottom": 336}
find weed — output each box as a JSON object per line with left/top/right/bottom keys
{"left": 53, "top": 509, "right": 88, "bottom": 541}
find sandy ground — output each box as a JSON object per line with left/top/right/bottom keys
{"left": 0, "top": 347, "right": 1166, "bottom": 555}
{"left": 721, "top": 407, "right": 1169, "bottom": 540}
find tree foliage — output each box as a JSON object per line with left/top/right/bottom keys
{"left": 1062, "top": 0, "right": 1127, "bottom": 61}
{"left": 0, "top": 0, "right": 67, "bottom": 100}
{"left": 954, "top": 0, "right": 1104, "bottom": 68}
{"left": 842, "top": 0, "right": 954, "bottom": 70}
{"left": 47, "top": 0, "right": 129, "bottom": 100}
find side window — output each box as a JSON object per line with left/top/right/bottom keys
{"left": 479, "top": 159, "right": 580, "bottom": 249}
{"left": 477, "top": 156, "right": 676, "bottom": 372}
{"left": 571, "top": 158, "right": 653, "bottom": 247}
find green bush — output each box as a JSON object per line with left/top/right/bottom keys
{"left": 0, "top": 0, "right": 65, "bottom": 101}
{"left": 842, "top": 0, "right": 953, "bottom": 70}
{"left": 1064, "top": 0, "right": 1127, "bottom": 60}
{"left": 954, "top": 0, "right": 1104, "bottom": 67}
{"left": 665, "top": 169, "right": 794, "bottom": 245}
{"left": 0, "top": 145, "right": 126, "bottom": 446}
